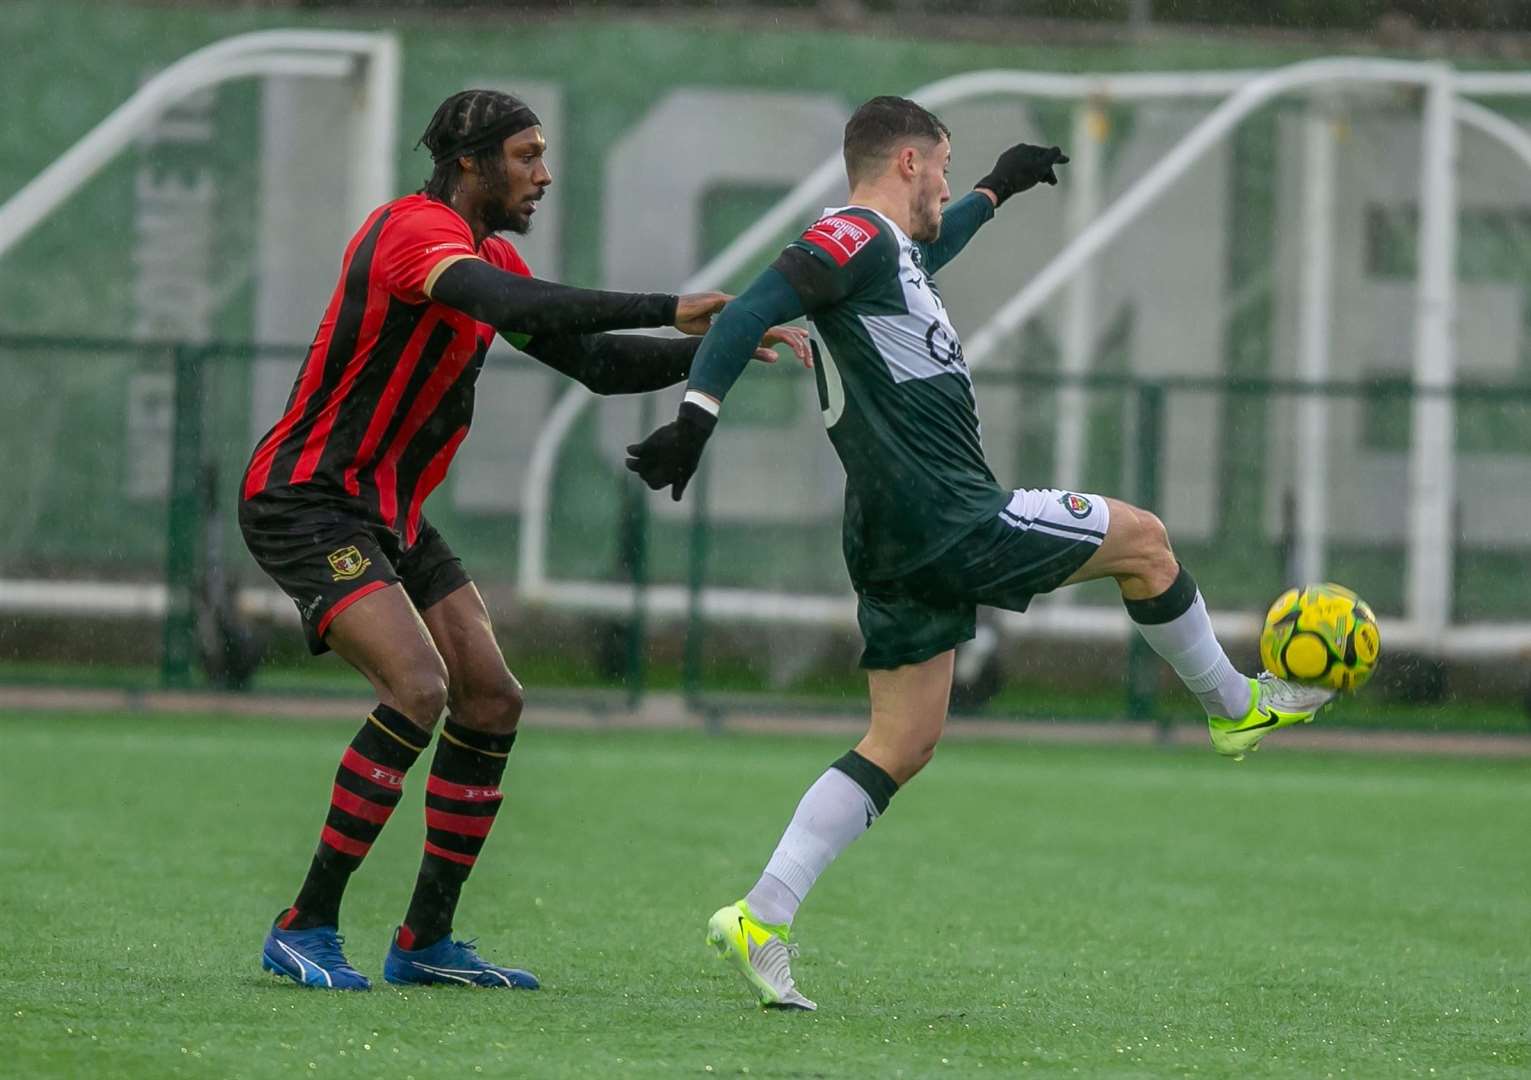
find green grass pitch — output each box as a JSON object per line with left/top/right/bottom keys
{"left": 3, "top": 711, "right": 1527, "bottom": 1078}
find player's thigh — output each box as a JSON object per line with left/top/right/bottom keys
{"left": 418, "top": 581, "right": 523, "bottom": 734}
{"left": 240, "top": 505, "right": 447, "bottom": 725}
{"left": 401, "top": 524, "right": 521, "bottom": 733}
{"left": 860, "top": 650, "right": 956, "bottom": 785}
{"left": 1059, "top": 496, "right": 1174, "bottom": 590}
{"left": 325, "top": 583, "right": 450, "bottom": 728}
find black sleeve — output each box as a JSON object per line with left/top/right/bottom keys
{"left": 432, "top": 258, "right": 678, "bottom": 337}
{"left": 521, "top": 332, "right": 701, "bottom": 395}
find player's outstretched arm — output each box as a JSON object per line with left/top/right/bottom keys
{"left": 918, "top": 191, "right": 995, "bottom": 276}
{"left": 624, "top": 267, "right": 808, "bottom": 499}
{"left": 429, "top": 256, "right": 728, "bottom": 338}
{"left": 921, "top": 143, "right": 1069, "bottom": 275}
{"left": 518, "top": 323, "right": 809, "bottom": 396}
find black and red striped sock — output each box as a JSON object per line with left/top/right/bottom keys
{"left": 397, "top": 719, "right": 514, "bottom": 950}
{"left": 279, "top": 705, "right": 429, "bottom": 931}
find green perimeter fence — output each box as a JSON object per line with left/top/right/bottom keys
{"left": 1, "top": 333, "right": 1529, "bottom": 732}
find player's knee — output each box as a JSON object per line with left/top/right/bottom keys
{"left": 452, "top": 673, "right": 524, "bottom": 735}
{"left": 483, "top": 676, "right": 526, "bottom": 734}
{"left": 1139, "top": 510, "right": 1178, "bottom": 581}
{"left": 1121, "top": 503, "right": 1165, "bottom": 552}
{"left": 1116, "top": 504, "right": 1177, "bottom": 587}
{"left": 391, "top": 668, "right": 450, "bottom": 730}
{"left": 1139, "top": 508, "right": 1175, "bottom": 560}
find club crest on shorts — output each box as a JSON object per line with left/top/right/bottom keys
{"left": 328, "top": 545, "right": 371, "bottom": 581}
{"left": 1058, "top": 492, "right": 1092, "bottom": 519}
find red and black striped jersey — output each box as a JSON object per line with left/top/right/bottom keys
{"left": 243, "top": 194, "right": 529, "bottom": 545}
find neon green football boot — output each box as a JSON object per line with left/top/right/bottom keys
{"left": 705, "top": 900, "right": 816, "bottom": 1011}
{"left": 1208, "top": 673, "right": 1334, "bottom": 761}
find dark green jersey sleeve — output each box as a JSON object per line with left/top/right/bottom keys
{"left": 916, "top": 191, "right": 995, "bottom": 275}
{"left": 683, "top": 268, "right": 805, "bottom": 403}
{"left": 684, "top": 209, "right": 895, "bottom": 404}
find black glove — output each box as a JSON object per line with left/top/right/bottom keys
{"left": 975, "top": 143, "right": 1070, "bottom": 206}
{"left": 624, "top": 401, "right": 718, "bottom": 501}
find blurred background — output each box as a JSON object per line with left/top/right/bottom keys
{"left": 3, "top": 0, "right": 1530, "bottom": 734}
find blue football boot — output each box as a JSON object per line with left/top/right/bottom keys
{"left": 261, "top": 912, "right": 371, "bottom": 990}
{"left": 383, "top": 929, "right": 540, "bottom": 989}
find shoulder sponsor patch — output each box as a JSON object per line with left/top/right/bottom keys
{"left": 800, "top": 214, "right": 879, "bottom": 266}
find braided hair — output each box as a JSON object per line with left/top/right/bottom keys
{"left": 417, "top": 89, "right": 541, "bottom": 201}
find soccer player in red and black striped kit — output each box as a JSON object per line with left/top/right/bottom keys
{"left": 244, "top": 90, "right": 808, "bottom": 991}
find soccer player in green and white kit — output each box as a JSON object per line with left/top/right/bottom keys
{"left": 626, "top": 96, "right": 1333, "bottom": 1010}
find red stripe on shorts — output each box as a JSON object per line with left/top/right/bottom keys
{"left": 315, "top": 578, "right": 391, "bottom": 638}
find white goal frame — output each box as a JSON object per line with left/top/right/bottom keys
{"left": 0, "top": 30, "right": 400, "bottom": 625}
{"left": 518, "top": 58, "right": 1531, "bottom": 660}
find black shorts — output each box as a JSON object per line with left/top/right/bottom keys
{"left": 855, "top": 488, "right": 1110, "bottom": 670}
{"left": 239, "top": 494, "right": 471, "bottom": 655}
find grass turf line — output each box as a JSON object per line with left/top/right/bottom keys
{"left": 2, "top": 712, "right": 1527, "bottom": 1078}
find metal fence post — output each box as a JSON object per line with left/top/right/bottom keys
{"left": 1405, "top": 67, "right": 1459, "bottom": 648}
{"left": 160, "top": 344, "right": 206, "bottom": 688}
{"left": 1125, "top": 380, "right": 1165, "bottom": 728}
{"left": 621, "top": 397, "right": 655, "bottom": 708}
{"left": 682, "top": 459, "right": 711, "bottom": 715}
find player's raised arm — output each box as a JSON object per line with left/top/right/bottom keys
{"left": 918, "top": 142, "right": 1069, "bottom": 275}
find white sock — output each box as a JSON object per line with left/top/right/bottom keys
{"left": 1127, "top": 570, "right": 1251, "bottom": 719}
{"left": 743, "top": 757, "right": 893, "bottom": 927}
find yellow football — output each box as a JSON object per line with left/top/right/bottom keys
{"left": 1259, "top": 583, "right": 1381, "bottom": 693}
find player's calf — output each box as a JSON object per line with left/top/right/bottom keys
{"left": 1121, "top": 565, "right": 1253, "bottom": 721}
{"left": 741, "top": 748, "right": 900, "bottom": 930}
{"left": 713, "top": 748, "right": 899, "bottom": 1009}
{"left": 276, "top": 704, "right": 430, "bottom": 936}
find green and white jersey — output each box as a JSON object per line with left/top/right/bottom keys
{"left": 782, "top": 205, "right": 1009, "bottom": 583}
